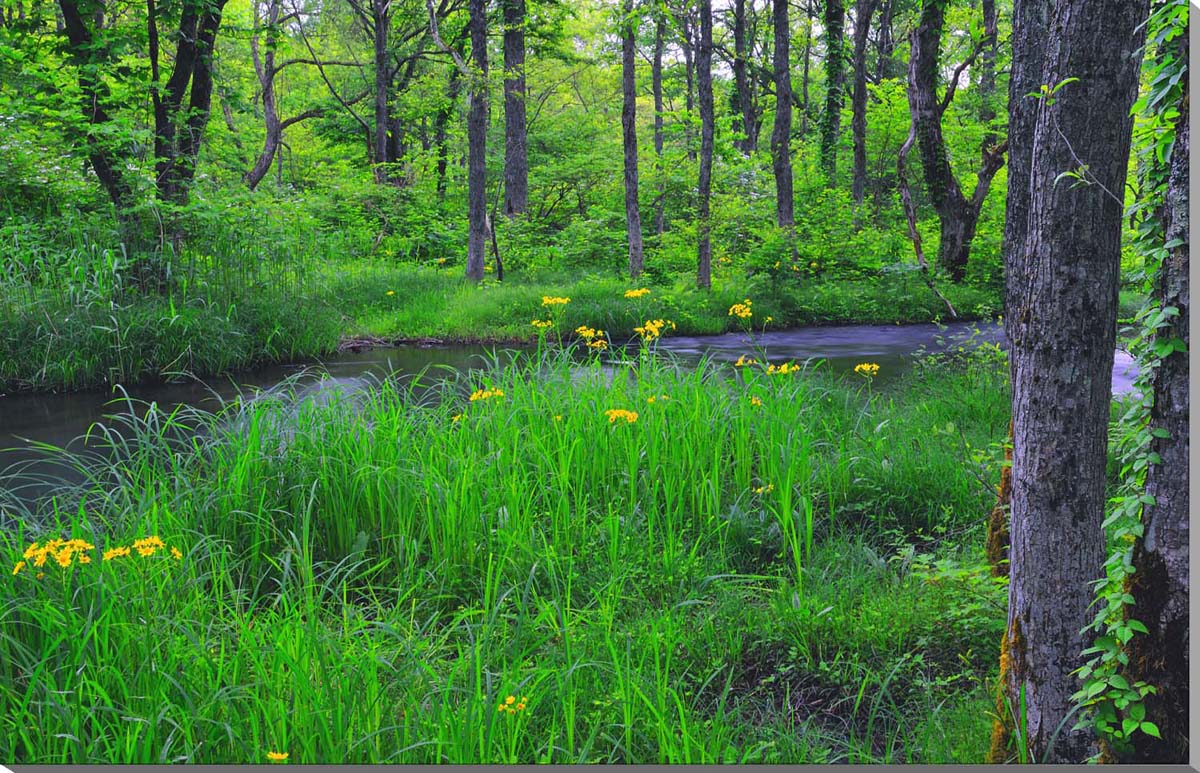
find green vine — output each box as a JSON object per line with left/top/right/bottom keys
{"left": 1070, "top": 0, "right": 1187, "bottom": 758}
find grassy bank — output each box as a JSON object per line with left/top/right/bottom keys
{"left": 1, "top": 349, "right": 1011, "bottom": 763}
{"left": 1, "top": 262, "right": 1000, "bottom": 393}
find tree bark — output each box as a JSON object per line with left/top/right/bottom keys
{"left": 503, "top": 0, "right": 528, "bottom": 217}
{"left": 1127, "top": 78, "right": 1189, "bottom": 765}
{"left": 849, "top": 0, "right": 875, "bottom": 214}
{"left": 1001, "top": 0, "right": 1149, "bottom": 763}
{"left": 907, "top": 0, "right": 1004, "bottom": 282}
{"left": 874, "top": 0, "right": 898, "bottom": 81}
{"left": 652, "top": 9, "right": 666, "bottom": 235}
{"left": 979, "top": 0, "right": 998, "bottom": 151}
{"left": 770, "top": 0, "right": 793, "bottom": 230}
{"left": 621, "top": 0, "right": 643, "bottom": 278}
{"left": 434, "top": 65, "right": 462, "bottom": 202}
{"left": 466, "top": 0, "right": 487, "bottom": 280}
{"left": 696, "top": 0, "right": 713, "bottom": 290}
{"left": 245, "top": 0, "right": 282, "bottom": 190}
{"left": 819, "top": 0, "right": 845, "bottom": 185}
{"left": 731, "top": 0, "right": 756, "bottom": 153}
{"left": 799, "top": 0, "right": 812, "bottom": 137}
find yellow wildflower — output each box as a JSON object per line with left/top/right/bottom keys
{"left": 728, "top": 299, "right": 753, "bottom": 319}
{"left": 516, "top": 701, "right": 527, "bottom": 711}
{"left": 266, "top": 751, "right": 289, "bottom": 762}
{"left": 766, "top": 362, "right": 800, "bottom": 375}
{"left": 469, "top": 388, "right": 505, "bottom": 402}
{"left": 13, "top": 561, "right": 25, "bottom": 575}
{"left": 531, "top": 319, "right": 554, "bottom": 329}
{"left": 646, "top": 394, "right": 670, "bottom": 404}
{"left": 854, "top": 362, "right": 881, "bottom": 378}
{"left": 750, "top": 396, "right": 763, "bottom": 407}
{"left": 554, "top": 415, "right": 563, "bottom": 422}
{"left": 624, "top": 288, "right": 651, "bottom": 299}
{"left": 103, "top": 546, "right": 131, "bottom": 561}
{"left": 604, "top": 409, "right": 639, "bottom": 424}
{"left": 588, "top": 338, "right": 608, "bottom": 350}
{"left": 575, "top": 326, "right": 597, "bottom": 339}
{"left": 23, "top": 542, "right": 39, "bottom": 560}
{"left": 734, "top": 354, "right": 759, "bottom": 368}
{"left": 753, "top": 483, "right": 775, "bottom": 495}
{"left": 541, "top": 296, "right": 571, "bottom": 306}
{"left": 170, "top": 547, "right": 182, "bottom": 561}
{"left": 386, "top": 290, "right": 395, "bottom": 296}
{"left": 633, "top": 319, "right": 672, "bottom": 342}
{"left": 505, "top": 695, "right": 516, "bottom": 705}
{"left": 452, "top": 413, "right": 463, "bottom": 423}
{"left": 78, "top": 554, "right": 92, "bottom": 564}
{"left": 36, "top": 572, "right": 44, "bottom": 579}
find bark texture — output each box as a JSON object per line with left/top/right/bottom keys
{"left": 1002, "top": 0, "right": 1149, "bottom": 763}
{"left": 1127, "top": 81, "right": 1189, "bottom": 765}
{"left": 466, "top": 0, "right": 487, "bottom": 280}
{"left": 372, "top": 0, "right": 390, "bottom": 182}
{"left": 652, "top": 10, "right": 666, "bottom": 234}
{"left": 696, "top": 0, "right": 713, "bottom": 289}
{"left": 621, "top": 0, "right": 643, "bottom": 278}
{"left": 503, "top": 0, "right": 528, "bottom": 217}
{"left": 731, "top": 0, "right": 757, "bottom": 153}
{"left": 769, "top": 0, "right": 793, "bottom": 229}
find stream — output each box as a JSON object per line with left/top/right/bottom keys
{"left": 0, "top": 321, "right": 1137, "bottom": 512}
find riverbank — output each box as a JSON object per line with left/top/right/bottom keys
{"left": 1, "top": 262, "right": 1003, "bottom": 393}
{"left": 0, "top": 350, "right": 1011, "bottom": 763}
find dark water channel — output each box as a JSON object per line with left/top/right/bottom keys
{"left": 0, "top": 321, "right": 1137, "bottom": 512}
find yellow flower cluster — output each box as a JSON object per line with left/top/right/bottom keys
{"left": 498, "top": 695, "right": 529, "bottom": 715}
{"left": 646, "top": 394, "right": 670, "bottom": 404}
{"left": 753, "top": 483, "right": 775, "bottom": 495}
{"left": 633, "top": 319, "right": 674, "bottom": 342}
{"left": 18, "top": 538, "right": 94, "bottom": 572}
{"left": 749, "top": 395, "right": 764, "bottom": 407}
{"left": 15, "top": 535, "right": 183, "bottom": 576}
{"left": 541, "top": 296, "right": 571, "bottom": 306}
{"left": 766, "top": 362, "right": 800, "bottom": 375}
{"left": 576, "top": 325, "right": 609, "bottom": 350}
{"left": 266, "top": 751, "right": 289, "bottom": 762}
{"left": 728, "top": 299, "right": 753, "bottom": 319}
{"left": 624, "top": 288, "right": 651, "bottom": 299}
{"left": 469, "top": 388, "right": 505, "bottom": 402}
{"left": 734, "top": 354, "right": 759, "bottom": 368}
{"left": 604, "top": 409, "right": 639, "bottom": 424}
{"left": 531, "top": 319, "right": 554, "bottom": 329}
{"left": 854, "top": 362, "right": 881, "bottom": 378}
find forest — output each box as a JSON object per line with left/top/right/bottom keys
{"left": 0, "top": 0, "right": 1190, "bottom": 764}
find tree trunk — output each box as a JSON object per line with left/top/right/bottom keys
{"left": 372, "top": 0, "right": 390, "bottom": 183}
{"left": 503, "top": 0, "right": 527, "bottom": 217}
{"left": 799, "top": 0, "right": 812, "bottom": 137}
{"left": 819, "top": 0, "right": 845, "bottom": 185}
{"left": 979, "top": 0, "right": 998, "bottom": 150}
{"left": 1000, "top": 0, "right": 1149, "bottom": 763}
{"left": 850, "top": 0, "right": 875, "bottom": 214}
{"left": 1127, "top": 80, "right": 1189, "bottom": 765}
{"left": 907, "top": 0, "right": 1004, "bottom": 282}
{"left": 695, "top": 0, "right": 713, "bottom": 290}
{"left": 466, "top": 0, "right": 487, "bottom": 281}
{"left": 731, "top": 0, "right": 756, "bottom": 154}
{"left": 652, "top": 10, "right": 666, "bottom": 235}
{"left": 770, "top": 0, "right": 793, "bottom": 231}
{"left": 244, "top": 0, "right": 281, "bottom": 190}
{"left": 621, "top": 0, "right": 643, "bottom": 278}
{"left": 434, "top": 62, "right": 463, "bottom": 202}
{"left": 874, "top": 0, "right": 897, "bottom": 81}
{"left": 673, "top": 4, "right": 696, "bottom": 161}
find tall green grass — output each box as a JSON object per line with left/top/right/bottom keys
{"left": 0, "top": 349, "right": 1009, "bottom": 763}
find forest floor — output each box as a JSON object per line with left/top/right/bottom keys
{"left": 1, "top": 262, "right": 1007, "bottom": 393}
{"left": 1, "top": 348, "right": 1012, "bottom": 763}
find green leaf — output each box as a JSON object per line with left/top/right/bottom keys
{"left": 1140, "top": 721, "right": 1161, "bottom": 739}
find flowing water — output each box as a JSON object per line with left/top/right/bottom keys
{"left": 0, "top": 321, "right": 1137, "bottom": 511}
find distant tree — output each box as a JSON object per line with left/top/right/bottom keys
{"left": 621, "top": 0, "right": 644, "bottom": 277}
{"left": 849, "top": 0, "right": 876, "bottom": 215}
{"left": 503, "top": 0, "right": 528, "bottom": 217}
{"left": 730, "top": 0, "right": 757, "bottom": 153}
{"left": 466, "top": 0, "right": 488, "bottom": 279}
{"left": 819, "top": 0, "right": 845, "bottom": 184}
{"left": 652, "top": 5, "right": 667, "bottom": 234}
{"left": 696, "top": 0, "right": 713, "bottom": 289}
{"left": 996, "top": 0, "right": 1149, "bottom": 763}
{"left": 903, "top": 0, "right": 1006, "bottom": 281}
{"left": 769, "top": 0, "right": 793, "bottom": 232}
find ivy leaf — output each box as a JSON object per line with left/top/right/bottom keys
{"left": 1140, "top": 721, "right": 1162, "bottom": 739}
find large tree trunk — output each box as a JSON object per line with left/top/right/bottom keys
{"left": 819, "top": 0, "right": 845, "bottom": 185}
{"left": 621, "top": 0, "right": 643, "bottom": 278}
{"left": 466, "top": 0, "right": 487, "bottom": 281}
{"left": 371, "top": 0, "right": 390, "bottom": 183}
{"left": 907, "top": 0, "right": 1004, "bottom": 282}
{"left": 695, "top": 0, "right": 713, "bottom": 290}
{"left": 770, "top": 0, "right": 793, "bottom": 230}
{"left": 731, "top": 0, "right": 756, "bottom": 154}
{"left": 1000, "top": 0, "right": 1148, "bottom": 763}
{"left": 1127, "top": 79, "right": 1189, "bottom": 765}
{"left": 652, "top": 10, "right": 666, "bottom": 235}
{"left": 849, "top": 0, "right": 875, "bottom": 214}
{"left": 503, "top": 0, "right": 527, "bottom": 217}
{"left": 978, "top": 0, "right": 997, "bottom": 150}
{"left": 244, "top": 0, "right": 281, "bottom": 190}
